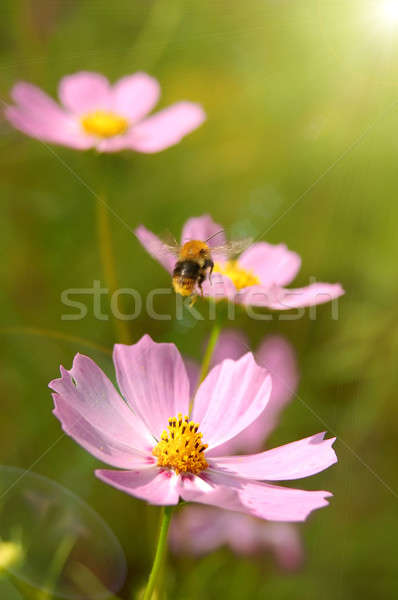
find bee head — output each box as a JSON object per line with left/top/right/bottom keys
{"left": 180, "top": 240, "right": 210, "bottom": 260}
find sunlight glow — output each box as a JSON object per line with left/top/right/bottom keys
{"left": 379, "top": 0, "right": 398, "bottom": 24}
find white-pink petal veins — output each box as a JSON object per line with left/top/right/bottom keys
{"left": 206, "top": 333, "right": 299, "bottom": 456}
{"left": 52, "top": 395, "right": 154, "bottom": 469}
{"left": 49, "top": 354, "right": 153, "bottom": 454}
{"left": 192, "top": 353, "right": 272, "bottom": 451}
{"left": 113, "top": 335, "right": 190, "bottom": 440}
{"left": 180, "top": 471, "right": 331, "bottom": 522}
{"left": 209, "top": 433, "right": 337, "bottom": 481}
{"left": 96, "top": 468, "right": 180, "bottom": 505}
{"left": 235, "top": 334, "right": 299, "bottom": 449}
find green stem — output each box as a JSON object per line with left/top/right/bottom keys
{"left": 198, "top": 321, "right": 221, "bottom": 384}
{"left": 96, "top": 198, "right": 131, "bottom": 344}
{"left": 39, "top": 534, "right": 76, "bottom": 600}
{"left": 143, "top": 506, "right": 174, "bottom": 600}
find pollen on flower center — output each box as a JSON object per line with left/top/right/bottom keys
{"left": 81, "top": 110, "right": 129, "bottom": 138}
{"left": 213, "top": 260, "right": 260, "bottom": 290}
{"left": 152, "top": 413, "right": 208, "bottom": 475}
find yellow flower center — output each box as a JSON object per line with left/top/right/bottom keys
{"left": 152, "top": 413, "right": 208, "bottom": 475}
{"left": 213, "top": 260, "right": 260, "bottom": 290}
{"left": 81, "top": 110, "right": 129, "bottom": 138}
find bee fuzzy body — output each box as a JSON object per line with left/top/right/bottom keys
{"left": 172, "top": 241, "right": 213, "bottom": 298}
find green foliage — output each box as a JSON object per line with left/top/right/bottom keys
{"left": 1, "top": 0, "right": 398, "bottom": 598}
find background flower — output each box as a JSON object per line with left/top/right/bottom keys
{"left": 170, "top": 507, "right": 303, "bottom": 570}
{"left": 5, "top": 71, "right": 205, "bottom": 153}
{"left": 49, "top": 335, "right": 336, "bottom": 522}
{"left": 135, "top": 214, "right": 344, "bottom": 308}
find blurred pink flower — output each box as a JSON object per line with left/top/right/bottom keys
{"left": 135, "top": 215, "right": 344, "bottom": 308}
{"left": 170, "top": 507, "right": 303, "bottom": 570}
{"left": 5, "top": 72, "right": 205, "bottom": 153}
{"left": 49, "top": 335, "right": 337, "bottom": 522}
{"left": 172, "top": 332, "right": 304, "bottom": 565}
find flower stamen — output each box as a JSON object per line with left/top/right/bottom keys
{"left": 81, "top": 110, "right": 128, "bottom": 138}
{"left": 153, "top": 413, "right": 208, "bottom": 475}
{"left": 213, "top": 260, "right": 260, "bottom": 290}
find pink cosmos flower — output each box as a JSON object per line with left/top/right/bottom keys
{"left": 171, "top": 332, "right": 303, "bottom": 566}
{"left": 135, "top": 215, "right": 344, "bottom": 308}
{"left": 5, "top": 72, "right": 205, "bottom": 153}
{"left": 49, "top": 335, "right": 337, "bottom": 522}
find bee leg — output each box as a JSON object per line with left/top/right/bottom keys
{"left": 204, "top": 259, "right": 214, "bottom": 285}
{"left": 189, "top": 294, "right": 198, "bottom": 307}
{"left": 198, "top": 273, "right": 205, "bottom": 297}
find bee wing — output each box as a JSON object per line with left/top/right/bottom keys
{"left": 211, "top": 238, "right": 253, "bottom": 260}
{"left": 149, "top": 231, "right": 181, "bottom": 257}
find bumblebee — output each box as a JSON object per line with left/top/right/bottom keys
{"left": 172, "top": 240, "right": 214, "bottom": 297}
{"left": 153, "top": 231, "right": 251, "bottom": 300}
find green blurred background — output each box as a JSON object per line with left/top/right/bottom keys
{"left": 1, "top": 0, "right": 398, "bottom": 598}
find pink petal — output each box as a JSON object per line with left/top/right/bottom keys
{"left": 49, "top": 354, "right": 153, "bottom": 454}
{"left": 238, "top": 242, "right": 301, "bottom": 287}
{"left": 6, "top": 82, "right": 93, "bottom": 149}
{"left": 113, "top": 335, "right": 190, "bottom": 440}
{"left": 95, "top": 135, "right": 136, "bottom": 153}
{"left": 256, "top": 335, "right": 299, "bottom": 415}
{"left": 210, "top": 433, "right": 337, "bottom": 481}
{"left": 58, "top": 71, "right": 111, "bottom": 113}
{"left": 180, "top": 215, "right": 225, "bottom": 247}
{"left": 134, "top": 225, "right": 176, "bottom": 273}
{"left": 52, "top": 394, "right": 155, "bottom": 469}
{"left": 210, "top": 329, "right": 249, "bottom": 368}
{"left": 127, "top": 102, "right": 205, "bottom": 153}
{"left": 170, "top": 506, "right": 229, "bottom": 555}
{"left": 171, "top": 506, "right": 303, "bottom": 566}
{"left": 223, "top": 512, "right": 262, "bottom": 555}
{"left": 11, "top": 82, "right": 66, "bottom": 120}
{"left": 269, "top": 282, "right": 345, "bottom": 309}
{"left": 258, "top": 523, "right": 303, "bottom": 570}
{"left": 208, "top": 335, "right": 298, "bottom": 456}
{"left": 228, "top": 335, "right": 299, "bottom": 451}
{"left": 237, "top": 282, "right": 344, "bottom": 309}
{"left": 200, "top": 272, "right": 237, "bottom": 301}
{"left": 111, "top": 72, "right": 160, "bottom": 122}
{"left": 180, "top": 471, "right": 332, "bottom": 522}
{"left": 96, "top": 468, "right": 180, "bottom": 505}
{"left": 5, "top": 105, "right": 93, "bottom": 149}
{"left": 192, "top": 353, "right": 272, "bottom": 451}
